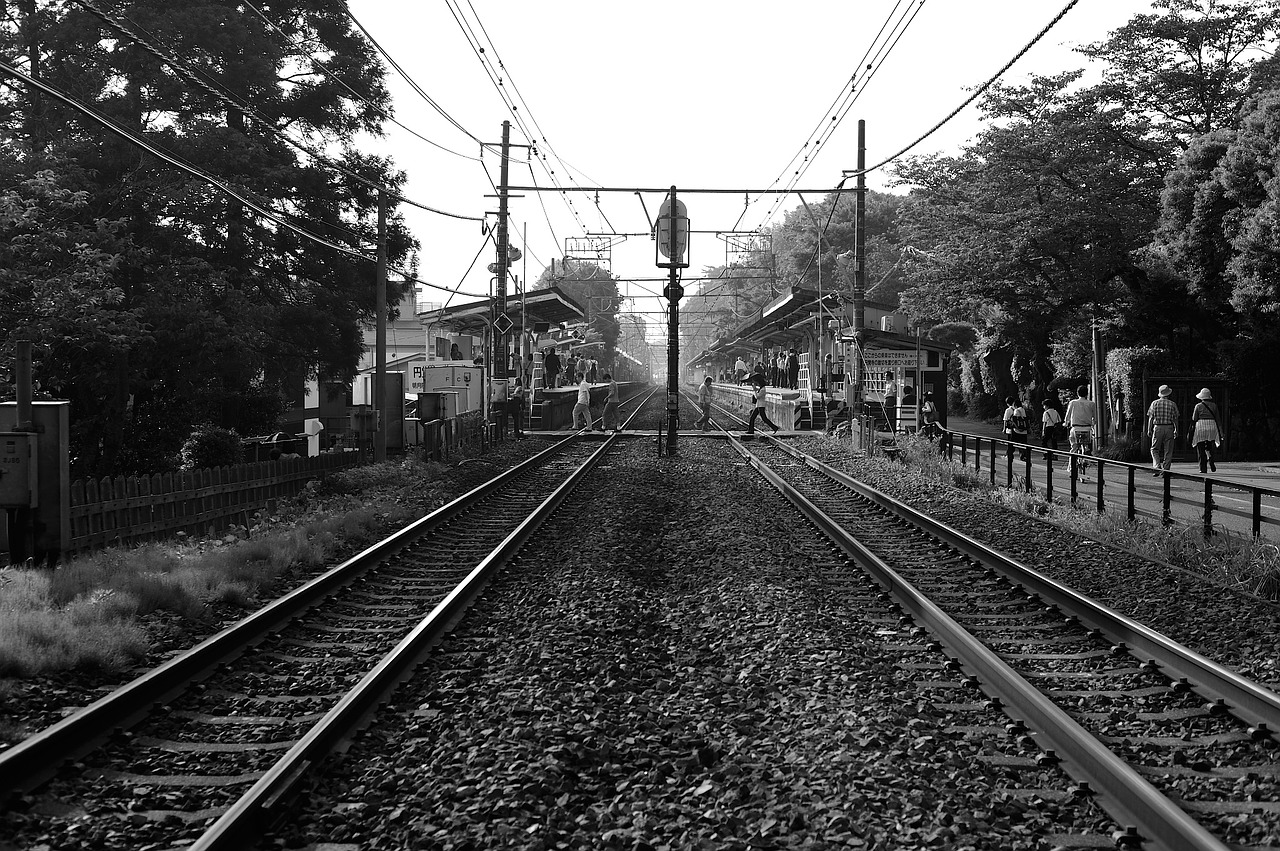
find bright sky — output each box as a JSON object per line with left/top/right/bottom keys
{"left": 347, "top": 0, "right": 1157, "bottom": 322}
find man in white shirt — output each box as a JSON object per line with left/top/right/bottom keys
{"left": 572, "top": 373, "right": 592, "bottom": 430}
{"left": 694, "top": 376, "right": 713, "bottom": 431}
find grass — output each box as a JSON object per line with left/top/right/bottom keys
{"left": 0, "top": 460, "right": 442, "bottom": 678}
{"left": 889, "top": 433, "right": 1280, "bottom": 600}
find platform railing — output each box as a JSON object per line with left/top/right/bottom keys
{"left": 938, "top": 429, "right": 1280, "bottom": 539}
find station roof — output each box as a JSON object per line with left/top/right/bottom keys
{"left": 416, "top": 286, "right": 584, "bottom": 336}
{"left": 691, "top": 285, "right": 952, "bottom": 365}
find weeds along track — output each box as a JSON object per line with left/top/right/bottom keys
{"left": 738, "top": 435, "right": 1280, "bottom": 850}
{"left": 0, "top": 435, "right": 617, "bottom": 851}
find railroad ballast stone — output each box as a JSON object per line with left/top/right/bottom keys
{"left": 790, "top": 434, "right": 1280, "bottom": 691}
{"left": 263, "top": 437, "right": 1114, "bottom": 850}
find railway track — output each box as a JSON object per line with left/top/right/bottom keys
{"left": 0, "top": 427, "right": 632, "bottom": 851}
{"left": 730, "top": 431, "right": 1280, "bottom": 850}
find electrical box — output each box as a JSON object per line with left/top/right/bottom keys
{"left": 0, "top": 433, "right": 36, "bottom": 507}
{"left": 880, "top": 316, "right": 896, "bottom": 333}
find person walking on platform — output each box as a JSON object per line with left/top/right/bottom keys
{"left": 1190, "top": 388, "right": 1221, "bottom": 474}
{"left": 509, "top": 379, "right": 527, "bottom": 439}
{"left": 601, "top": 372, "right": 620, "bottom": 431}
{"left": 1064, "top": 384, "right": 1097, "bottom": 474}
{"left": 786, "top": 347, "right": 800, "bottom": 390}
{"left": 543, "top": 348, "right": 560, "bottom": 389}
{"left": 1147, "top": 384, "right": 1179, "bottom": 475}
{"left": 744, "top": 378, "right": 779, "bottom": 436}
{"left": 695, "top": 376, "right": 713, "bottom": 431}
{"left": 1002, "top": 395, "right": 1030, "bottom": 461}
{"left": 735, "top": 356, "right": 748, "bottom": 385}
{"left": 883, "top": 377, "right": 898, "bottom": 433}
{"left": 572, "top": 372, "right": 592, "bottom": 430}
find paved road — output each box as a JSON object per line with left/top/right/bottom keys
{"left": 940, "top": 417, "right": 1280, "bottom": 540}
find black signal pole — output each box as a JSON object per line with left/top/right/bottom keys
{"left": 664, "top": 186, "right": 681, "bottom": 454}
{"left": 374, "top": 187, "right": 387, "bottom": 462}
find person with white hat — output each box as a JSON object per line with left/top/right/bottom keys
{"left": 1146, "top": 384, "right": 1179, "bottom": 474}
{"left": 1190, "top": 388, "right": 1221, "bottom": 474}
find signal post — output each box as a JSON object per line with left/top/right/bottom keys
{"left": 656, "top": 187, "right": 689, "bottom": 454}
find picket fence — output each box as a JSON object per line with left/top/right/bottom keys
{"left": 69, "top": 452, "right": 358, "bottom": 552}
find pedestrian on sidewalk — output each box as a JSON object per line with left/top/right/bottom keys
{"left": 1190, "top": 387, "right": 1221, "bottom": 474}
{"left": 1003, "top": 395, "right": 1030, "bottom": 461}
{"left": 695, "top": 376, "right": 713, "bottom": 431}
{"left": 1041, "top": 399, "right": 1063, "bottom": 456}
{"left": 1147, "top": 384, "right": 1179, "bottom": 475}
{"left": 744, "top": 378, "right": 779, "bottom": 435}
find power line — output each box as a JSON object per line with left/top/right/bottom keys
{"left": 845, "top": 0, "right": 1083, "bottom": 179}
{"left": 240, "top": 0, "right": 482, "bottom": 164}
{"left": 754, "top": 0, "right": 929, "bottom": 230}
{"left": 0, "top": 58, "right": 490, "bottom": 299}
{"left": 73, "top": 0, "right": 484, "bottom": 224}
{"left": 341, "top": 5, "right": 497, "bottom": 156}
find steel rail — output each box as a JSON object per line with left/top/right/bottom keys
{"left": 0, "top": 435, "right": 580, "bottom": 796}
{"left": 731, "top": 436, "right": 1230, "bottom": 851}
{"left": 190, "top": 430, "right": 624, "bottom": 849}
{"left": 773, "top": 441, "right": 1280, "bottom": 741}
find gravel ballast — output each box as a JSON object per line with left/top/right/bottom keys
{"left": 263, "top": 436, "right": 1116, "bottom": 850}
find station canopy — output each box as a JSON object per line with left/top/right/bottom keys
{"left": 416, "top": 285, "right": 584, "bottom": 337}
{"left": 692, "top": 285, "right": 951, "bottom": 365}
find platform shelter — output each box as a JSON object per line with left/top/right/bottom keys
{"left": 688, "top": 286, "right": 951, "bottom": 432}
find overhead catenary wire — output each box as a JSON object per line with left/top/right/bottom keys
{"left": 443, "top": 0, "right": 603, "bottom": 243}
{"left": 753, "top": 0, "right": 929, "bottom": 230}
{"left": 845, "top": 0, "right": 1083, "bottom": 179}
{"left": 341, "top": 5, "right": 496, "bottom": 155}
{"left": 0, "top": 58, "right": 490, "bottom": 299}
{"left": 792, "top": 0, "right": 1083, "bottom": 287}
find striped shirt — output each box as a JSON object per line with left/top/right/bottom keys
{"left": 1146, "top": 397, "right": 1179, "bottom": 426}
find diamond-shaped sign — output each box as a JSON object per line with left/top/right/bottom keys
{"left": 493, "top": 313, "right": 514, "bottom": 335}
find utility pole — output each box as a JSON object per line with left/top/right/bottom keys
{"left": 493, "top": 120, "right": 512, "bottom": 381}
{"left": 852, "top": 120, "right": 867, "bottom": 426}
{"left": 375, "top": 188, "right": 387, "bottom": 463}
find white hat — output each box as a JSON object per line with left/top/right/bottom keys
{"left": 1158, "top": 384, "right": 1173, "bottom": 398}
{"left": 1196, "top": 387, "right": 1212, "bottom": 400}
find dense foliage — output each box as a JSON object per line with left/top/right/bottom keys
{"left": 0, "top": 0, "right": 418, "bottom": 476}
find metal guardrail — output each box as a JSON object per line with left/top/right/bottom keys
{"left": 940, "top": 429, "right": 1280, "bottom": 538}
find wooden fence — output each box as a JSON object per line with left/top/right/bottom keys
{"left": 69, "top": 451, "right": 358, "bottom": 553}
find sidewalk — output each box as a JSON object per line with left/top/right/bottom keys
{"left": 945, "top": 417, "right": 1280, "bottom": 486}
{"left": 939, "top": 416, "right": 1279, "bottom": 539}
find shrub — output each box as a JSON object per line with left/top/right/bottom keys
{"left": 1096, "top": 436, "right": 1145, "bottom": 463}
{"left": 179, "top": 423, "right": 243, "bottom": 471}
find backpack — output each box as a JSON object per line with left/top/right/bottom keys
{"left": 1008, "top": 406, "right": 1028, "bottom": 433}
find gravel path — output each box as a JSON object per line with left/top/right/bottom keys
{"left": 263, "top": 437, "right": 1116, "bottom": 850}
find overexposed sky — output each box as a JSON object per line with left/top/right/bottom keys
{"left": 347, "top": 0, "right": 1157, "bottom": 318}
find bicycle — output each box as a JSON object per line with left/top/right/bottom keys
{"left": 1067, "top": 426, "right": 1094, "bottom": 476}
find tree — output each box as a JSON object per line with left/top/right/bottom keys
{"left": 534, "top": 260, "right": 622, "bottom": 367}
{"left": 1148, "top": 80, "right": 1280, "bottom": 450}
{"left": 1079, "top": 0, "right": 1280, "bottom": 147}
{"left": 0, "top": 0, "right": 418, "bottom": 475}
